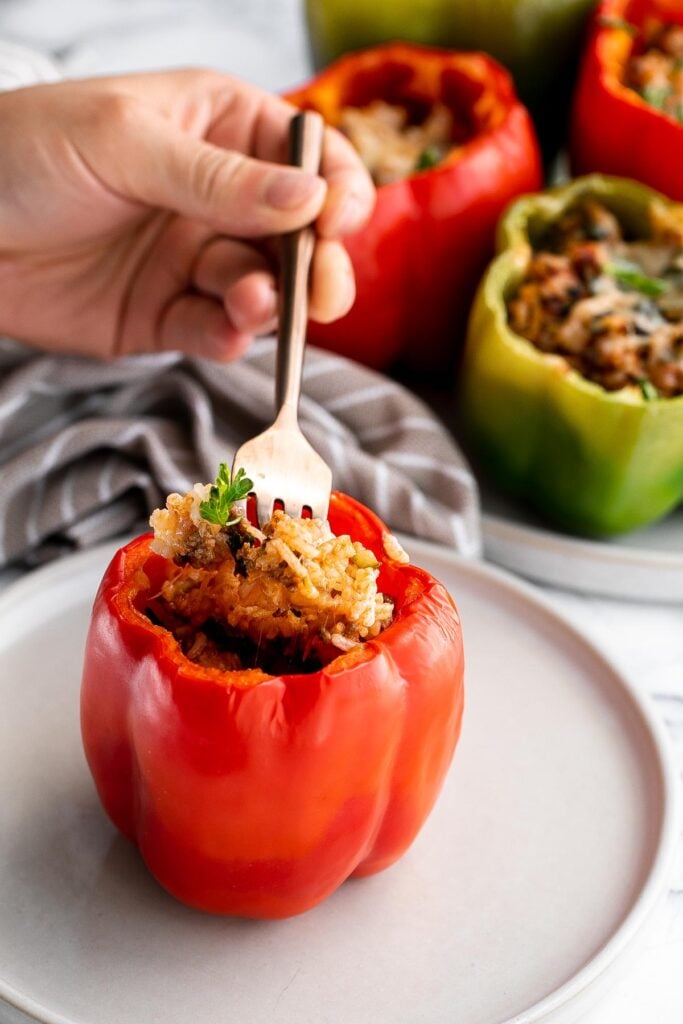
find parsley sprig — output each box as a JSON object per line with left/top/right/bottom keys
{"left": 199, "top": 464, "right": 253, "bottom": 527}
{"left": 598, "top": 16, "right": 637, "bottom": 35}
{"left": 604, "top": 260, "right": 669, "bottom": 298}
{"left": 415, "top": 145, "right": 441, "bottom": 172}
{"left": 639, "top": 379, "right": 660, "bottom": 401}
{"left": 640, "top": 84, "right": 673, "bottom": 112}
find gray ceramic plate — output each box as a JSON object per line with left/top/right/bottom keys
{"left": 481, "top": 489, "right": 683, "bottom": 604}
{"left": 0, "top": 537, "right": 678, "bottom": 1024}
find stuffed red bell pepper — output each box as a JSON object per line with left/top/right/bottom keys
{"left": 571, "top": 0, "right": 683, "bottom": 199}
{"left": 286, "top": 42, "right": 542, "bottom": 371}
{"left": 80, "top": 472, "right": 464, "bottom": 918}
{"left": 304, "top": 0, "right": 598, "bottom": 161}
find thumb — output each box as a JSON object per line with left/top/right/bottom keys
{"left": 97, "top": 99, "right": 327, "bottom": 237}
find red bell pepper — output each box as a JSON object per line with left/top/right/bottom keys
{"left": 571, "top": 0, "right": 683, "bottom": 199}
{"left": 286, "top": 43, "right": 542, "bottom": 372}
{"left": 80, "top": 493, "right": 464, "bottom": 918}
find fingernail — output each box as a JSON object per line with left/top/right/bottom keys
{"left": 245, "top": 280, "right": 278, "bottom": 333}
{"left": 339, "top": 264, "right": 356, "bottom": 314}
{"left": 226, "top": 277, "right": 277, "bottom": 335}
{"left": 325, "top": 193, "right": 368, "bottom": 237}
{"left": 264, "top": 170, "right": 325, "bottom": 210}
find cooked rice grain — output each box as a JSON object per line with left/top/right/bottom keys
{"left": 149, "top": 489, "right": 396, "bottom": 657}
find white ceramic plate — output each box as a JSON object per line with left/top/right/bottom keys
{"left": 0, "top": 538, "right": 678, "bottom": 1024}
{"left": 481, "top": 486, "right": 683, "bottom": 604}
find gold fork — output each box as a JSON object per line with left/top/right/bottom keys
{"left": 232, "top": 111, "right": 333, "bottom": 526}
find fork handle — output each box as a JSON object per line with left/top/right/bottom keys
{"left": 275, "top": 111, "right": 325, "bottom": 419}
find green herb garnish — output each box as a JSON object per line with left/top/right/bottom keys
{"left": 639, "top": 379, "right": 660, "bottom": 401}
{"left": 598, "top": 15, "right": 637, "bottom": 34}
{"left": 639, "top": 84, "right": 672, "bottom": 111}
{"left": 604, "top": 260, "right": 669, "bottom": 298}
{"left": 199, "top": 463, "right": 253, "bottom": 527}
{"left": 415, "top": 145, "right": 441, "bottom": 172}
{"left": 585, "top": 221, "right": 611, "bottom": 241}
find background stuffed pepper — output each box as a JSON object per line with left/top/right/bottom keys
{"left": 305, "top": 0, "right": 596, "bottom": 157}
{"left": 571, "top": 0, "right": 683, "bottom": 199}
{"left": 81, "top": 493, "right": 465, "bottom": 919}
{"left": 286, "top": 42, "right": 542, "bottom": 372}
{"left": 460, "top": 175, "right": 683, "bottom": 537}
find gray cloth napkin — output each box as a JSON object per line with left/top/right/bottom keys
{"left": 0, "top": 337, "right": 480, "bottom": 567}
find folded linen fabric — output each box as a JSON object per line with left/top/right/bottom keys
{"left": 0, "top": 337, "right": 480, "bottom": 567}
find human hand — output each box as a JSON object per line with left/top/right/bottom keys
{"left": 0, "top": 69, "right": 375, "bottom": 360}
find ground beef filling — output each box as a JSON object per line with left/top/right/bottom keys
{"left": 507, "top": 200, "right": 683, "bottom": 396}
{"left": 626, "top": 20, "right": 683, "bottom": 122}
{"left": 338, "top": 100, "right": 455, "bottom": 185}
{"left": 146, "top": 486, "right": 397, "bottom": 674}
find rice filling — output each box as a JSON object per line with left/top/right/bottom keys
{"left": 507, "top": 199, "right": 683, "bottom": 396}
{"left": 147, "top": 484, "right": 396, "bottom": 673}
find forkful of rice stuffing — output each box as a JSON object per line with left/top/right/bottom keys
{"left": 147, "top": 113, "right": 401, "bottom": 672}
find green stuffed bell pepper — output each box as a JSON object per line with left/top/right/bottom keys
{"left": 304, "top": 0, "right": 595, "bottom": 155}
{"left": 460, "top": 175, "right": 683, "bottom": 537}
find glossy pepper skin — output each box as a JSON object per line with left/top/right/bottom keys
{"left": 286, "top": 43, "right": 541, "bottom": 372}
{"left": 304, "top": 0, "right": 595, "bottom": 157}
{"left": 460, "top": 175, "right": 683, "bottom": 537}
{"left": 81, "top": 493, "right": 464, "bottom": 918}
{"left": 571, "top": 0, "right": 683, "bottom": 200}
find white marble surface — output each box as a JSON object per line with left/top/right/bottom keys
{"left": 544, "top": 588, "right": 683, "bottom": 1023}
{"left": 0, "top": 0, "right": 682, "bottom": 1020}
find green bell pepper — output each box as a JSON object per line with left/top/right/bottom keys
{"left": 304, "top": 0, "right": 596, "bottom": 154}
{"left": 460, "top": 175, "right": 683, "bottom": 537}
